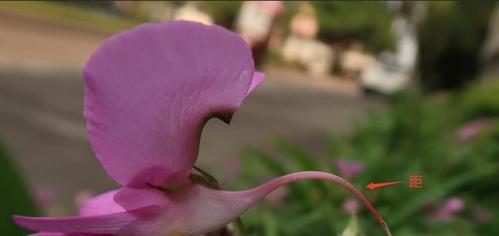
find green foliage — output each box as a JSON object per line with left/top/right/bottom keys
{"left": 201, "top": 1, "right": 242, "bottom": 29}
{"left": 0, "top": 143, "right": 39, "bottom": 235}
{"left": 237, "top": 85, "right": 499, "bottom": 235}
{"left": 460, "top": 78, "right": 499, "bottom": 119}
{"left": 417, "top": 2, "right": 495, "bottom": 91}
{"left": 311, "top": 2, "right": 395, "bottom": 53}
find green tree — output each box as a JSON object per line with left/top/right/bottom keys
{"left": 311, "top": 2, "right": 395, "bottom": 52}
{"left": 418, "top": 2, "right": 495, "bottom": 91}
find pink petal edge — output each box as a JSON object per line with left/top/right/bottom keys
{"left": 246, "top": 71, "right": 265, "bottom": 96}
{"left": 15, "top": 188, "right": 170, "bottom": 235}
{"left": 79, "top": 190, "right": 123, "bottom": 216}
{"left": 13, "top": 212, "right": 136, "bottom": 234}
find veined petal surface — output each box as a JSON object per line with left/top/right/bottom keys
{"left": 84, "top": 21, "right": 262, "bottom": 188}
{"left": 16, "top": 188, "right": 170, "bottom": 235}
{"left": 79, "top": 190, "right": 123, "bottom": 216}
{"left": 14, "top": 212, "right": 137, "bottom": 235}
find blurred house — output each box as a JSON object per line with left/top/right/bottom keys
{"left": 236, "top": 1, "right": 283, "bottom": 46}
{"left": 236, "top": 1, "right": 284, "bottom": 66}
{"left": 281, "top": 3, "right": 333, "bottom": 77}
{"left": 174, "top": 2, "right": 213, "bottom": 25}
{"left": 339, "top": 43, "right": 376, "bottom": 80}
{"left": 360, "top": 53, "right": 411, "bottom": 94}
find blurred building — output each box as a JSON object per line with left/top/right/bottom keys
{"left": 173, "top": 2, "right": 213, "bottom": 25}
{"left": 340, "top": 43, "right": 376, "bottom": 80}
{"left": 236, "top": 1, "right": 284, "bottom": 66}
{"left": 281, "top": 3, "right": 333, "bottom": 77}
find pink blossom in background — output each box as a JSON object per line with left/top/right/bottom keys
{"left": 343, "top": 198, "right": 359, "bottom": 215}
{"left": 457, "top": 117, "right": 494, "bottom": 142}
{"left": 335, "top": 159, "right": 365, "bottom": 179}
{"left": 14, "top": 21, "right": 391, "bottom": 236}
{"left": 432, "top": 197, "right": 464, "bottom": 221}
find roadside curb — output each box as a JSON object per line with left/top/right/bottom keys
{"left": 0, "top": 68, "right": 81, "bottom": 80}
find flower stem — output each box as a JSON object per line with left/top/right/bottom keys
{"left": 240, "top": 171, "right": 392, "bottom": 236}
{"left": 193, "top": 165, "right": 247, "bottom": 236}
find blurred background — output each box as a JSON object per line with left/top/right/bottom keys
{"left": 1, "top": 1, "right": 498, "bottom": 235}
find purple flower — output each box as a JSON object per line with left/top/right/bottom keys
{"left": 457, "top": 118, "right": 494, "bottom": 142}
{"left": 335, "top": 159, "right": 365, "bottom": 179}
{"left": 14, "top": 21, "right": 391, "bottom": 236}
{"left": 343, "top": 198, "right": 359, "bottom": 215}
{"left": 432, "top": 197, "right": 464, "bottom": 221}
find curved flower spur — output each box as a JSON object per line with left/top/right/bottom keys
{"left": 14, "top": 21, "right": 391, "bottom": 236}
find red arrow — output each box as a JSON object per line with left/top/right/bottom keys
{"left": 366, "top": 180, "right": 401, "bottom": 190}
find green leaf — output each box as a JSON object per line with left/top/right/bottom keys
{"left": 262, "top": 210, "right": 278, "bottom": 236}
{"left": 0, "top": 143, "right": 39, "bottom": 235}
{"left": 340, "top": 215, "right": 365, "bottom": 236}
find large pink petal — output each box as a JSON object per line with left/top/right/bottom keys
{"left": 84, "top": 21, "right": 261, "bottom": 188}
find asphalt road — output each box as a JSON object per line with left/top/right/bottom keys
{"left": 0, "top": 11, "right": 384, "bottom": 213}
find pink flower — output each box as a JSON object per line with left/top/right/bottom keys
{"left": 335, "top": 159, "right": 365, "bottom": 179}
{"left": 457, "top": 118, "right": 494, "bottom": 142}
{"left": 14, "top": 21, "right": 391, "bottom": 236}
{"left": 343, "top": 198, "right": 359, "bottom": 215}
{"left": 432, "top": 197, "right": 464, "bottom": 221}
